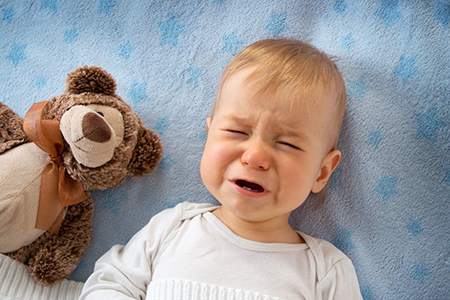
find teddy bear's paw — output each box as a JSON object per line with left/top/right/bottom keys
{"left": 28, "top": 251, "right": 79, "bottom": 286}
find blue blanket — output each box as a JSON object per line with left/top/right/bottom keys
{"left": 1, "top": 1, "right": 449, "bottom": 299}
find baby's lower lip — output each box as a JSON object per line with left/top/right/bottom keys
{"left": 230, "top": 180, "right": 269, "bottom": 198}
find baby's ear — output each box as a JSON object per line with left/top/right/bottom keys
{"left": 206, "top": 117, "right": 211, "bottom": 131}
{"left": 311, "top": 150, "right": 341, "bottom": 193}
{"left": 127, "top": 127, "right": 163, "bottom": 178}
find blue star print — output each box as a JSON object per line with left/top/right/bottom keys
{"left": 444, "top": 169, "right": 450, "bottom": 185}
{"left": 374, "top": 0, "right": 401, "bottom": 27}
{"left": 266, "top": 11, "right": 289, "bottom": 37}
{"left": 435, "top": 1, "right": 450, "bottom": 29}
{"left": 412, "top": 263, "right": 431, "bottom": 284}
{"left": 40, "top": 0, "right": 57, "bottom": 13}
{"left": 407, "top": 218, "right": 423, "bottom": 236}
{"left": 2, "top": 6, "right": 15, "bottom": 23}
{"left": 415, "top": 107, "right": 446, "bottom": 145}
{"left": 64, "top": 28, "right": 79, "bottom": 43}
{"left": 160, "top": 153, "right": 175, "bottom": 172}
{"left": 97, "top": 189, "right": 126, "bottom": 215}
{"left": 155, "top": 117, "right": 170, "bottom": 135}
{"left": 331, "top": 225, "right": 356, "bottom": 253}
{"left": 128, "top": 81, "right": 148, "bottom": 106}
{"left": 222, "top": 30, "right": 243, "bottom": 56}
{"left": 186, "top": 67, "right": 203, "bottom": 87}
{"left": 341, "top": 33, "right": 355, "bottom": 51}
{"left": 394, "top": 56, "right": 418, "bottom": 85}
{"left": 35, "top": 76, "right": 46, "bottom": 91}
{"left": 158, "top": 15, "right": 185, "bottom": 48}
{"left": 6, "top": 42, "right": 27, "bottom": 68}
{"left": 97, "top": 0, "right": 118, "bottom": 15}
{"left": 119, "top": 41, "right": 133, "bottom": 59}
{"left": 361, "top": 286, "right": 374, "bottom": 300}
{"left": 368, "top": 128, "right": 384, "bottom": 149}
{"left": 374, "top": 173, "right": 399, "bottom": 203}
{"left": 333, "top": 0, "right": 347, "bottom": 13}
{"left": 347, "top": 76, "right": 369, "bottom": 101}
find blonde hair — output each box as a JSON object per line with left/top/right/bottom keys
{"left": 212, "top": 38, "right": 346, "bottom": 150}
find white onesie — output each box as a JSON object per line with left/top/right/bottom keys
{"left": 80, "top": 202, "right": 362, "bottom": 300}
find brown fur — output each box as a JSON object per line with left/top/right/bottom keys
{"left": 0, "top": 66, "right": 162, "bottom": 285}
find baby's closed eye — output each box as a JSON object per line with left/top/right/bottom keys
{"left": 277, "top": 141, "right": 301, "bottom": 150}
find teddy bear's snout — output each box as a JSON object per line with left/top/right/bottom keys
{"left": 60, "top": 104, "right": 124, "bottom": 168}
{"left": 82, "top": 112, "right": 112, "bottom": 143}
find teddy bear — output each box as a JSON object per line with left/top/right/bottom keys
{"left": 0, "top": 66, "right": 163, "bottom": 285}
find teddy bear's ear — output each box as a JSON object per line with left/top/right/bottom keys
{"left": 127, "top": 127, "right": 163, "bottom": 178}
{"left": 66, "top": 65, "right": 117, "bottom": 96}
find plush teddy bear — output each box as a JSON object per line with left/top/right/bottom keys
{"left": 0, "top": 66, "right": 163, "bottom": 285}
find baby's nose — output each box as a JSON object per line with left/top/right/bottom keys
{"left": 241, "top": 142, "right": 270, "bottom": 170}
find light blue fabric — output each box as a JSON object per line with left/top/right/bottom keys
{"left": 1, "top": 1, "right": 449, "bottom": 299}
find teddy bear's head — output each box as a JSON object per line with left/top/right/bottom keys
{"left": 40, "top": 66, "right": 162, "bottom": 190}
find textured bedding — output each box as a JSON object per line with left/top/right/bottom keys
{"left": 1, "top": 1, "right": 449, "bottom": 299}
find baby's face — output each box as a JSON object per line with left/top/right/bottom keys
{"left": 200, "top": 67, "right": 338, "bottom": 226}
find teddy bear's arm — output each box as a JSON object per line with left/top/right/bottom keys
{"left": 0, "top": 102, "right": 30, "bottom": 154}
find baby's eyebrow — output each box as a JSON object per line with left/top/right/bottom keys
{"left": 222, "top": 114, "right": 254, "bottom": 125}
{"left": 223, "top": 114, "right": 309, "bottom": 140}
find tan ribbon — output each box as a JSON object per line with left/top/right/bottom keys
{"left": 23, "top": 101, "right": 86, "bottom": 234}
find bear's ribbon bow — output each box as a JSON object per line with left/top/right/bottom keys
{"left": 23, "top": 101, "right": 86, "bottom": 234}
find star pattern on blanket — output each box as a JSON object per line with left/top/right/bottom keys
{"left": 34, "top": 76, "right": 46, "bottom": 91}
{"left": 333, "top": 0, "right": 347, "bottom": 13}
{"left": 155, "top": 117, "right": 170, "bottom": 135}
{"left": 97, "top": 0, "right": 119, "bottom": 16}
{"left": 97, "top": 188, "right": 127, "bottom": 215}
{"left": 374, "top": 0, "right": 401, "bottom": 27}
{"left": 395, "top": 56, "right": 418, "bottom": 85}
{"left": 266, "top": 11, "right": 289, "bottom": 37}
{"left": 347, "top": 76, "right": 369, "bottom": 101}
{"left": 374, "top": 173, "right": 399, "bottom": 203}
{"left": 160, "top": 153, "right": 175, "bottom": 171}
{"left": 64, "top": 28, "right": 79, "bottom": 43}
{"left": 2, "top": 2, "right": 448, "bottom": 297}
{"left": 406, "top": 218, "right": 423, "bottom": 236}
{"left": 368, "top": 128, "right": 384, "bottom": 150}
{"left": 341, "top": 33, "right": 356, "bottom": 50}
{"left": 412, "top": 263, "right": 431, "bottom": 284}
{"left": 6, "top": 42, "right": 27, "bottom": 68}
{"left": 331, "top": 225, "right": 356, "bottom": 252}
{"left": 128, "top": 80, "right": 148, "bottom": 106}
{"left": 444, "top": 170, "right": 450, "bottom": 185}
{"left": 40, "top": 0, "right": 57, "bottom": 13}
{"left": 158, "top": 15, "right": 186, "bottom": 48}
{"left": 196, "top": 130, "right": 208, "bottom": 141}
{"left": 414, "top": 107, "right": 446, "bottom": 145}
{"left": 2, "top": 5, "right": 15, "bottom": 23}
{"left": 186, "top": 67, "right": 203, "bottom": 88}
{"left": 222, "top": 30, "right": 243, "bottom": 55}
{"left": 119, "top": 40, "right": 133, "bottom": 59}
{"left": 435, "top": 0, "right": 450, "bottom": 29}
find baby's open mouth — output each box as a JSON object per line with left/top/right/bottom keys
{"left": 235, "top": 180, "right": 265, "bottom": 193}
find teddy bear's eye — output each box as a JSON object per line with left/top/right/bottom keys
{"left": 96, "top": 111, "right": 104, "bottom": 117}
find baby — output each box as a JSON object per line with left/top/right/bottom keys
{"left": 80, "top": 39, "right": 362, "bottom": 300}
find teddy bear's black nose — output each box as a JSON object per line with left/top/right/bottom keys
{"left": 82, "top": 112, "right": 112, "bottom": 143}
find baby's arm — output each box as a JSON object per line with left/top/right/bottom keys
{"left": 318, "top": 258, "right": 363, "bottom": 300}
{"left": 80, "top": 242, "right": 150, "bottom": 299}
{"left": 80, "top": 206, "right": 181, "bottom": 300}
